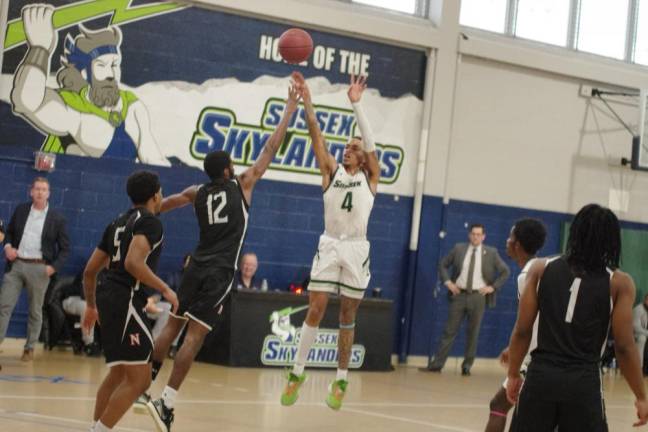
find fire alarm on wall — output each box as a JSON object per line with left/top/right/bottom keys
{"left": 33, "top": 151, "right": 56, "bottom": 172}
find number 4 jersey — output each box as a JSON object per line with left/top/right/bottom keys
{"left": 323, "top": 166, "right": 375, "bottom": 240}
{"left": 308, "top": 166, "right": 375, "bottom": 299}
{"left": 192, "top": 178, "right": 249, "bottom": 269}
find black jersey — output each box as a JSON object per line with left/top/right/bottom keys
{"left": 191, "top": 178, "right": 249, "bottom": 269}
{"left": 97, "top": 207, "right": 164, "bottom": 291}
{"left": 532, "top": 256, "right": 612, "bottom": 367}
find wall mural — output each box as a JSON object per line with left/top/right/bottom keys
{"left": 1, "top": 0, "right": 427, "bottom": 194}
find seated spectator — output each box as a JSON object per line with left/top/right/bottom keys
{"left": 145, "top": 294, "right": 173, "bottom": 340}
{"left": 0, "top": 219, "right": 5, "bottom": 243}
{"left": 61, "top": 271, "right": 101, "bottom": 356}
{"left": 633, "top": 293, "right": 648, "bottom": 373}
{"left": 233, "top": 252, "right": 264, "bottom": 290}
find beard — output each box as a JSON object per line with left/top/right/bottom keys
{"left": 89, "top": 78, "right": 120, "bottom": 107}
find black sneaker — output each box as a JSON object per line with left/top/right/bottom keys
{"left": 147, "top": 398, "right": 174, "bottom": 432}
{"left": 84, "top": 342, "right": 102, "bottom": 357}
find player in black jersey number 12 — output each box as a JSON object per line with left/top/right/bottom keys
{"left": 143, "top": 79, "right": 301, "bottom": 432}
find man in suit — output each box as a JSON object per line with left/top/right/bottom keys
{"left": 0, "top": 177, "right": 70, "bottom": 361}
{"left": 422, "top": 223, "right": 510, "bottom": 375}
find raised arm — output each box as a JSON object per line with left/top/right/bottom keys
{"left": 611, "top": 271, "right": 648, "bottom": 426}
{"left": 160, "top": 185, "right": 198, "bottom": 213}
{"left": 11, "top": 4, "right": 79, "bottom": 135}
{"left": 238, "top": 78, "right": 301, "bottom": 202}
{"left": 348, "top": 74, "right": 379, "bottom": 194}
{"left": 292, "top": 72, "right": 337, "bottom": 189}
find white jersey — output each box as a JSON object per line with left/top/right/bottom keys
{"left": 323, "top": 166, "right": 375, "bottom": 239}
{"left": 518, "top": 258, "right": 538, "bottom": 363}
{"left": 502, "top": 258, "right": 539, "bottom": 388}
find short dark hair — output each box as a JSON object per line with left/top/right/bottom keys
{"left": 32, "top": 176, "right": 49, "bottom": 187}
{"left": 126, "top": 171, "right": 160, "bottom": 205}
{"left": 565, "top": 204, "right": 621, "bottom": 274}
{"left": 469, "top": 223, "right": 485, "bottom": 233}
{"left": 512, "top": 218, "right": 547, "bottom": 256}
{"left": 204, "top": 151, "right": 232, "bottom": 180}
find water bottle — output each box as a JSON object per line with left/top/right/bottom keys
{"left": 611, "top": 358, "right": 617, "bottom": 371}
{"left": 261, "top": 278, "right": 268, "bottom": 292}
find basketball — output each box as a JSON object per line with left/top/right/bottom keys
{"left": 278, "top": 28, "right": 313, "bottom": 64}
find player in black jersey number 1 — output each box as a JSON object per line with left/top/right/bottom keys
{"left": 507, "top": 204, "right": 648, "bottom": 431}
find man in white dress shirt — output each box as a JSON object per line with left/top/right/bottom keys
{"left": 0, "top": 177, "right": 69, "bottom": 361}
{"left": 421, "top": 223, "right": 510, "bottom": 376}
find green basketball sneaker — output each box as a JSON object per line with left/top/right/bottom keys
{"left": 280, "top": 370, "right": 307, "bottom": 406}
{"left": 325, "top": 379, "right": 348, "bottom": 411}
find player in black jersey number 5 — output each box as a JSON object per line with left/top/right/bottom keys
{"left": 82, "top": 171, "right": 178, "bottom": 432}
{"left": 507, "top": 204, "right": 648, "bottom": 431}
{"left": 144, "top": 79, "right": 301, "bottom": 432}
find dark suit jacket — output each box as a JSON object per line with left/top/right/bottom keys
{"left": 438, "top": 242, "right": 510, "bottom": 308}
{"left": 4, "top": 202, "right": 70, "bottom": 273}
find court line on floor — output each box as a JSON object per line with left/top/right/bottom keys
{"left": 0, "top": 394, "right": 636, "bottom": 411}
{"left": 0, "top": 395, "right": 481, "bottom": 407}
{"left": 343, "top": 406, "right": 478, "bottom": 432}
{"left": 0, "top": 410, "right": 148, "bottom": 432}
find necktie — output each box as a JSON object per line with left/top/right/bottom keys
{"left": 466, "top": 247, "right": 476, "bottom": 293}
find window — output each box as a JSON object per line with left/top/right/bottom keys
{"left": 460, "top": 0, "right": 508, "bottom": 33}
{"left": 577, "top": 0, "right": 630, "bottom": 60}
{"left": 635, "top": 0, "right": 648, "bottom": 64}
{"left": 352, "top": 0, "right": 417, "bottom": 14}
{"left": 515, "top": 0, "right": 570, "bottom": 46}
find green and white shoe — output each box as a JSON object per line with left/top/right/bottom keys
{"left": 280, "top": 370, "right": 307, "bottom": 406}
{"left": 325, "top": 379, "right": 348, "bottom": 411}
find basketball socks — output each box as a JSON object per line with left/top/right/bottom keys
{"left": 162, "top": 385, "right": 178, "bottom": 409}
{"left": 94, "top": 420, "right": 111, "bottom": 431}
{"left": 82, "top": 331, "right": 94, "bottom": 345}
{"left": 336, "top": 368, "right": 348, "bottom": 382}
{"left": 293, "top": 323, "right": 318, "bottom": 375}
{"left": 152, "top": 360, "right": 163, "bottom": 381}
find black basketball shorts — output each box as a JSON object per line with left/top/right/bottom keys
{"left": 174, "top": 259, "right": 234, "bottom": 331}
{"left": 96, "top": 282, "right": 153, "bottom": 367}
{"left": 509, "top": 361, "right": 607, "bottom": 432}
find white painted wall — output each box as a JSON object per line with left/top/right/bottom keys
{"left": 4, "top": 0, "right": 646, "bottom": 220}
{"left": 190, "top": 0, "right": 648, "bottom": 223}
{"left": 440, "top": 55, "right": 648, "bottom": 222}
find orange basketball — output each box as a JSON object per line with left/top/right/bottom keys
{"left": 278, "top": 28, "right": 313, "bottom": 64}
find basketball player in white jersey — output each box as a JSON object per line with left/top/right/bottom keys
{"left": 280, "top": 73, "right": 380, "bottom": 410}
{"left": 507, "top": 204, "right": 648, "bottom": 430}
{"left": 484, "top": 218, "right": 546, "bottom": 432}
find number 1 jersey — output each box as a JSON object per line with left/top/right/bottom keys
{"left": 192, "top": 178, "right": 249, "bottom": 269}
